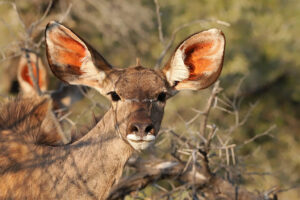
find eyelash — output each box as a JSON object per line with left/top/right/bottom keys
{"left": 157, "top": 92, "right": 167, "bottom": 102}
{"left": 108, "top": 91, "right": 121, "bottom": 101}
{"left": 107, "top": 91, "right": 167, "bottom": 102}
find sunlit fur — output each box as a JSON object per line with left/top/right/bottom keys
{"left": 0, "top": 21, "right": 225, "bottom": 199}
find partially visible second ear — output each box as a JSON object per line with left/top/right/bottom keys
{"left": 18, "top": 52, "right": 47, "bottom": 95}
{"left": 163, "top": 28, "right": 225, "bottom": 91}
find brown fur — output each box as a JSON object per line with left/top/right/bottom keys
{"left": 0, "top": 22, "right": 225, "bottom": 200}
{"left": 0, "top": 96, "right": 63, "bottom": 146}
{"left": 0, "top": 67, "right": 169, "bottom": 200}
{"left": 17, "top": 52, "right": 82, "bottom": 145}
{"left": 0, "top": 95, "right": 133, "bottom": 199}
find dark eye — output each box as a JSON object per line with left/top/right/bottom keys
{"left": 157, "top": 92, "right": 166, "bottom": 102}
{"left": 108, "top": 92, "right": 121, "bottom": 101}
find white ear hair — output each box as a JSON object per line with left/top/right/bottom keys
{"left": 165, "top": 48, "right": 190, "bottom": 85}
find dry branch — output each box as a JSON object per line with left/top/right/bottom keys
{"left": 0, "top": 2, "right": 284, "bottom": 199}
{"left": 108, "top": 157, "right": 274, "bottom": 200}
{"left": 153, "top": 0, "right": 164, "bottom": 45}
{"left": 108, "top": 76, "right": 279, "bottom": 199}
{"left": 200, "top": 81, "right": 222, "bottom": 137}
{"left": 240, "top": 124, "right": 276, "bottom": 147}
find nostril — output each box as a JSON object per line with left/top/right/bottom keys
{"left": 129, "top": 124, "right": 139, "bottom": 133}
{"left": 128, "top": 123, "right": 155, "bottom": 135}
{"left": 145, "top": 124, "right": 154, "bottom": 134}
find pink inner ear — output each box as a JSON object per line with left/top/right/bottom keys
{"left": 51, "top": 34, "right": 86, "bottom": 68}
{"left": 21, "top": 63, "right": 45, "bottom": 88}
{"left": 184, "top": 41, "right": 217, "bottom": 81}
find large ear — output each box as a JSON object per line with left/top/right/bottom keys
{"left": 45, "top": 21, "right": 112, "bottom": 91}
{"left": 163, "top": 29, "right": 225, "bottom": 90}
{"left": 18, "top": 52, "right": 47, "bottom": 94}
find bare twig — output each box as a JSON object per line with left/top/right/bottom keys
{"left": 0, "top": 51, "right": 22, "bottom": 63}
{"left": 59, "top": 3, "right": 73, "bottom": 23}
{"left": 27, "top": 0, "right": 53, "bottom": 37}
{"left": 108, "top": 158, "right": 206, "bottom": 200}
{"left": 240, "top": 125, "right": 276, "bottom": 147}
{"left": 153, "top": 0, "right": 164, "bottom": 45}
{"left": 200, "top": 81, "right": 222, "bottom": 137}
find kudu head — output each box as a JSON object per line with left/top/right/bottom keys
{"left": 45, "top": 21, "right": 225, "bottom": 150}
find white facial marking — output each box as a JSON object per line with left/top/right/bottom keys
{"left": 126, "top": 134, "right": 156, "bottom": 142}
{"left": 126, "top": 134, "right": 156, "bottom": 150}
{"left": 144, "top": 134, "right": 156, "bottom": 141}
{"left": 127, "top": 140, "right": 155, "bottom": 150}
{"left": 124, "top": 98, "right": 156, "bottom": 103}
{"left": 127, "top": 134, "right": 141, "bottom": 141}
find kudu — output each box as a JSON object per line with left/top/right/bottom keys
{"left": 17, "top": 52, "right": 86, "bottom": 145}
{"left": 0, "top": 21, "right": 225, "bottom": 199}
{"left": 16, "top": 52, "right": 70, "bottom": 145}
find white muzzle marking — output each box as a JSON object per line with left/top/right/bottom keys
{"left": 126, "top": 134, "right": 156, "bottom": 150}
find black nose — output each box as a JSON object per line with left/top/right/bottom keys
{"left": 128, "top": 123, "right": 155, "bottom": 136}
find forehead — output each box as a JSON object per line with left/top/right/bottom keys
{"left": 115, "top": 66, "right": 167, "bottom": 100}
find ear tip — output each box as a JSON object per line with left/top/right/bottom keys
{"left": 46, "top": 21, "right": 61, "bottom": 33}
{"left": 206, "top": 28, "right": 225, "bottom": 39}
{"left": 207, "top": 28, "right": 222, "bottom": 33}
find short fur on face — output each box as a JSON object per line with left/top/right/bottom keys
{"left": 109, "top": 67, "right": 168, "bottom": 148}
{"left": 45, "top": 21, "right": 225, "bottom": 150}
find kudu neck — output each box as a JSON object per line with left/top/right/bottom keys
{"left": 53, "top": 107, "right": 134, "bottom": 198}
{"left": 70, "top": 106, "right": 131, "bottom": 149}
{"left": 68, "top": 106, "right": 134, "bottom": 165}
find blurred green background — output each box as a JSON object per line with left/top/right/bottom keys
{"left": 0, "top": 0, "right": 299, "bottom": 199}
